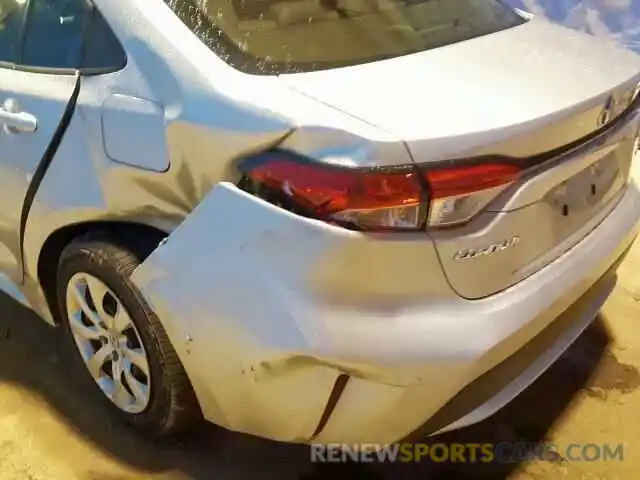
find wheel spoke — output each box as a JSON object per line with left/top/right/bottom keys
{"left": 122, "top": 347, "right": 149, "bottom": 377}
{"left": 124, "top": 362, "right": 148, "bottom": 406}
{"left": 87, "top": 344, "right": 113, "bottom": 380}
{"left": 70, "top": 282, "right": 104, "bottom": 328}
{"left": 112, "top": 306, "right": 133, "bottom": 334}
{"left": 112, "top": 362, "right": 132, "bottom": 407}
{"left": 68, "top": 312, "right": 103, "bottom": 340}
{"left": 84, "top": 275, "right": 110, "bottom": 320}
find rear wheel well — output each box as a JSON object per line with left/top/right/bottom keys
{"left": 37, "top": 221, "right": 168, "bottom": 325}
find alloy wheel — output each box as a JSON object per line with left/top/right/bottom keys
{"left": 65, "top": 272, "right": 151, "bottom": 413}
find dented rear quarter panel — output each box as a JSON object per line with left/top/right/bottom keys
{"left": 127, "top": 182, "right": 455, "bottom": 440}
{"left": 20, "top": 0, "right": 400, "bottom": 322}
{"left": 15, "top": 1, "right": 413, "bottom": 441}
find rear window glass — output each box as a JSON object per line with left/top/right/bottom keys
{"left": 164, "top": 0, "right": 525, "bottom": 74}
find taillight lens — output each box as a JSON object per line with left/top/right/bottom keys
{"left": 424, "top": 163, "right": 521, "bottom": 227}
{"left": 239, "top": 152, "right": 521, "bottom": 231}
{"left": 240, "top": 155, "right": 425, "bottom": 230}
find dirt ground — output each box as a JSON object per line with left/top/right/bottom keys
{"left": 0, "top": 167, "right": 639, "bottom": 480}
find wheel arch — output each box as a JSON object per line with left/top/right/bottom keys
{"left": 37, "top": 220, "right": 168, "bottom": 325}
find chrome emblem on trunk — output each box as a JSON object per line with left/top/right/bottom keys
{"left": 453, "top": 235, "right": 520, "bottom": 261}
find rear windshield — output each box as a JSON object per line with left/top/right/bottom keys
{"left": 164, "top": 0, "right": 525, "bottom": 74}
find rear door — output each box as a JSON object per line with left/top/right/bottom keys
{"left": 0, "top": 0, "right": 94, "bottom": 280}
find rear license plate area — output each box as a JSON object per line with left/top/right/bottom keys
{"left": 550, "top": 153, "right": 621, "bottom": 218}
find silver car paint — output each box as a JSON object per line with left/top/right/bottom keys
{"left": 16, "top": 0, "right": 418, "bottom": 324}
{"left": 129, "top": 181, "right": 639, "bottom": 442}
{"left": 434, "top": 108, "right": 638, "bottom": 298}
{"left": 281, "top": 18, "right": 640, "bottom": 161}
{"left": 0, "top": 0, "right": 637, "bottom": 444}
{"left": 0, "top": 72, "right": 78, "bottom": 281}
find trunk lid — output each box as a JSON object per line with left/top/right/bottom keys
{"left": 280, "top": 17, "right": 640, "bottom": 298}
{"left": 279, "top": 18, "right": 640, "bottom": 162}
{"left": 428, "top": 115, "right": 638, "bottom": 298}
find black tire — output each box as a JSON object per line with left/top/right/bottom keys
{"left": 56, "top": 232, "right": 201, "bottom": 438}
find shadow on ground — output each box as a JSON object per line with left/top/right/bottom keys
{"left": 0, "top": 292, "right": 634, "bottom": 480}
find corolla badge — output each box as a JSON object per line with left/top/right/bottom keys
{"left": 453, "top": 235, "right": 520, "bottom": 261}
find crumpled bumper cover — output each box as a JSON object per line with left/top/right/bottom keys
{"left": 130, "top": 181, "right": 640, "bottom": 444}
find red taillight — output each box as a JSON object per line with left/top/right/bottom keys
{"left": 248, "top": 159, "right": 422, "bottom": 214}
{"left": 240, "top": 153, "right": 521, "bottom": 230}
{"left": 423, "top": 163, "right": 521, "bottom": 227}
{"left": 424, "top": 164, "right": 521, "bottom": 199}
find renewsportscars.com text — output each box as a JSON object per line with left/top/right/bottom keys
{"left": 310, "top": 442, "right": 624, "bottom": 464}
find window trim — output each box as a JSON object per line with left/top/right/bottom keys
{"left": 0, "top": 0, "right": 127, "bottom": 76}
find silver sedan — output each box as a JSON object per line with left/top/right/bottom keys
{"left": 0, "top": 0, "right": 639, "bottom": 445}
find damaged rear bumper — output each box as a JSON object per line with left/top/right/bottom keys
{"left": 131, "top": 181, "right": 640, "bottom": 445}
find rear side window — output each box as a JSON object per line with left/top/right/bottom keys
{"left": 22, "top": 0, "right": 93, "bottom": 69}
{"left": 0, "top": 0, "right": 125, "bottom": 73}
{"left": 82, "top": 9, "right": 127, "bottom": 71}
{"left": 164, "top": 0, "right": 525, "bottom": 74}
{"left": 0, "top": 0, "right": 29, "bottom": 64}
